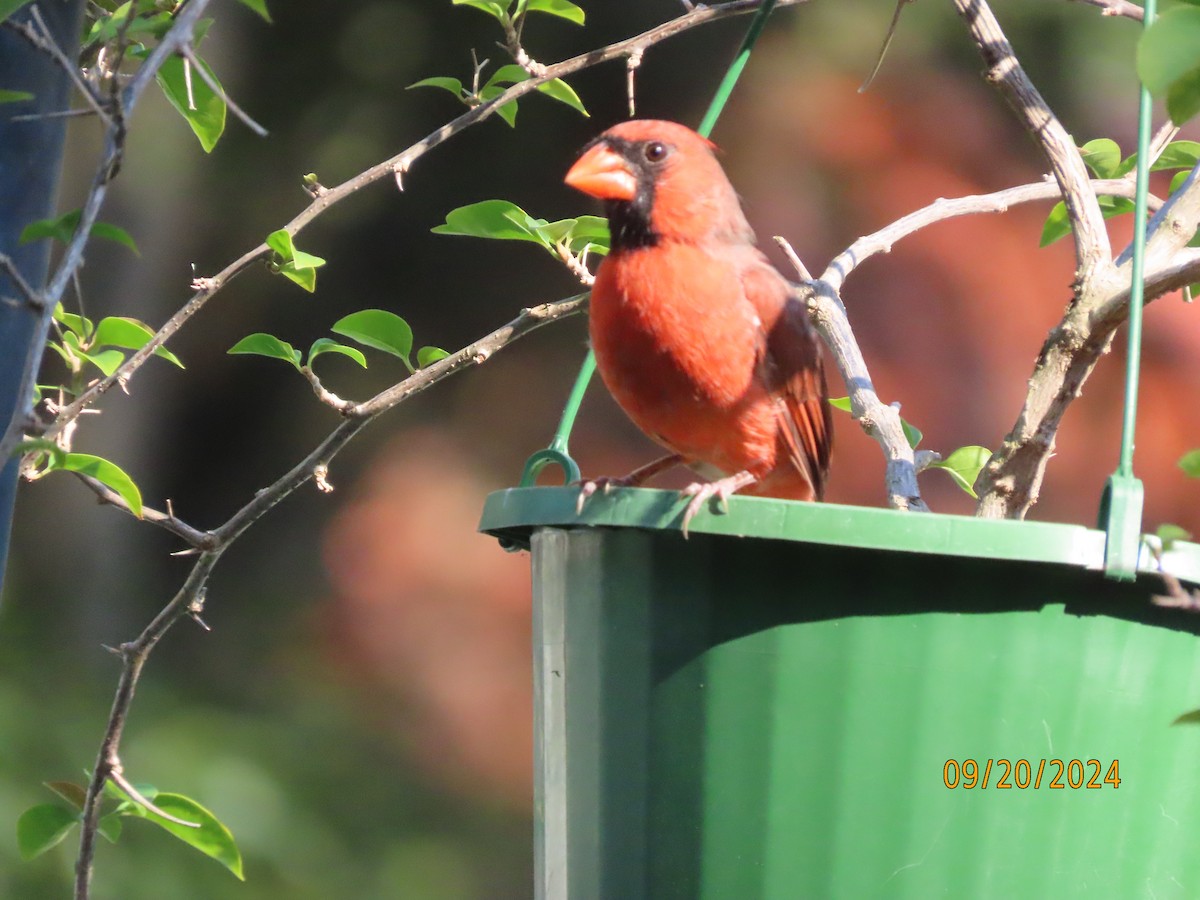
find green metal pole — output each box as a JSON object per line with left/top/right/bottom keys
{"left": 519, "top": 0, "right": 780, "bottom": 487}
{"left": 1100, "top": 0, "right": 1155, "bottom": 581}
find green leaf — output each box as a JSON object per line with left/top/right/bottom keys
{"left": 20, "top": 209, "right": 137, "bottom": 253}
{"left": 1040, "top": 196, "right": 1135, "bottom": 247}
{"left": 1179, "top": 448, "right": 1200, "bottom": 478}
{"left": 45, "top": 781, "right": 87, "bottom": 810}
{"left": 1152, "top": 140, "right": 1200, "bottom": 171}
{"left": 93, "top": 317, "right": 183, "bottom": 367}
{"left": 828, "top": 396, "right": 852, "bottom": 412}
{"left": 266, "top": 228, "right": 296, "bottom": 260}
{"left": 417, "top": 346, "right": 451, "bottom": 368}
{"left": 452, "top": 0, "right": 510, "bottom": 23}
{"left": 537, "top": 77, "right": 587, "bottom": 116}
{"left": 901, "top": 419, "right": 923, "bottom": 450}
{"left": 79, "top": 348, "right": 127, "bottom": 377}
{"left": 90, "top": 221, "right": 139, "bottom": 254}
{"left": 926, "top": 445, "right": 991, "bottom": 499}
{"left": 155, "top": 52, "right": 226, "bottom": 152}
{"left": 331, "top": 310, "right": 413, "bottom": 361}
{"left": 478, "top": 85, "right": 518, "bottom": 126}
{"left": 98, "top": 813, "right": 123, "bottom": 844}
{"left": 278, "top": 261, "right": 320, "bottom": 292}
{"left": 17, "top": 804, "right": 77, "bottom": 860}
{"left": 523, "top": 0, "right": 584, "bottom": 24}
{"left": 266, "top": 230, "right": 325, "bottom": 292}
{"left": 1079, "top": 139, "right": 1121, "bottom": 179}
{"left": 59, "top": 452, "right": 143, "bottom": 516}
{"left": 1138, "top": 8, "right": 1200, "bottom": 125}
{"left": 1168, "top": 68, "right": 1200, "bottom": 126}
{"left": 483, "top": 64, "right": 530, "bottom": 90}
{"left": 533, "top": 215, "right": 610, "bottom": 255}
{"left": 307, "top": 338, "right": 368, "bottom": 368}
{"left": 137, "top": 793, "right": 244, "bottom": 880}
{"left": 228, "top": 333, "right": 303, "bottom": 370}
{"left": 53, "top": 303, "right": 93, "bottom": 340}
{"left": 0, "top": 0, "right": 33, "bottom": 24}
{"left": 235, "top": 0, "right": 271, "bottom": 21}
{"left": 0, "top": 88, "right": 34, "bottom": 103}
{"left": 1157, "top": 523, "right": 1193, "bottom": 550}
{"left": 87, "top": 3, "right": 173, "bottom": 46}
{"left": 432, "top": 199, "right": 548, "bottom": 245}
{"left": 407, "top": 76, "right": 465, "bottom": 97}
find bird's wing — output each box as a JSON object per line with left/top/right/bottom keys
{"left": 742, "top": 260, "right": 833, "bottom": 498}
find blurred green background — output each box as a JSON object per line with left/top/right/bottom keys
{"left": 3, "top": 1, "right": 1198, "bottom": 897}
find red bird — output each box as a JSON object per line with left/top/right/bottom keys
{"left": 565, "top": 120, "right": 832, "bottom": 534}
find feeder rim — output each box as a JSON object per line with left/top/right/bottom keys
{"left": 479, "top": 486, "right": 1200, "bottom": 588}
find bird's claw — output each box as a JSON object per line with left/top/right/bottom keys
{"left": 574, "top": 476, "right": 630, "bottom": 514}
{"left": 678, "top": 471, "right": 756, "bottom": 538}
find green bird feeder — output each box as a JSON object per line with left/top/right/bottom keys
{"left": 480, "top": 1, "right": 1200, "bottom": 896}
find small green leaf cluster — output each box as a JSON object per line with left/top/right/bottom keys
{"left": 1041, "top": 139, "right": 1200, "bottom": 247}
{"left": 433, "top": 199, "right": 610, "bottom": 261}
{"left": 1139, "top": 5, "right": 1200, "bottom": 125}
{"left": 452, "top": 0, "right": 585, "bottom": 30}
{"left": 409, "top": 63, "right": 587, "bottom": 127}
{"left": 48, "top": 303, "right": 182, "bottom": 382}
{"left": 17, "top": 779, "right": 243, "bottom": 880}
{"left": 828, "top": 397, "right": 990, "bottom": 498}
{"left": 20, "top": 207, "right": 139, "bottom": 256}
{"left": 266, "top": 229, "right": 327, "bottom": 292}
{"left": 229, "top": 310, "right": 449, "bottom": 379}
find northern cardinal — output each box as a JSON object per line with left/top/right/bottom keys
{"left": 565, "top": 119, "right": 832, "bottom": 534}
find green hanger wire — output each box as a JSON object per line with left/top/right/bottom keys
{"left": 1100, "top": 0, "right": 1155, "bottom": 581}
{"left": 518, "top": 0, "right": 780, "bottom": 488}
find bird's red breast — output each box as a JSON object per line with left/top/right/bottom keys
{"left": 565, "top": 119, "right": 832, "bottom": 502}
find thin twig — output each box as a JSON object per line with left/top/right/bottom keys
{"left": 952, "top": 0, "right": 1113, "bottom": 287}
{"left": 824, "top": 177, "right": 1148, "bottom": 292}
{"left": 1067, "top": 0, "right": 1145, "bottom": 21}
{"left": 0, "top": 254, "right": 46, "bottom": 309}
{"left": 4, "top": 6, "right": 114, "bottom": 126}
{"left": 74, "top": 472, "right": 216, "bottom": 549}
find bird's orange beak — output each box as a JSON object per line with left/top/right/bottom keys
{"left": 565, "top": 143, "right": 637, "bottom": 201}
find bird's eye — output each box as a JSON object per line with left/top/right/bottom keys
{"left": 643, "top": 141, "right": 668, "bottom": 163}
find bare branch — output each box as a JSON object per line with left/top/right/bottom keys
{"left": 952, "top": 0, "right": 1113, "bottom": 285}
{"left": 73, "top": 472, "right": 216, "bottom": 549}
{"left": 824, "top": 177, "right": 1146, "bottom": 292}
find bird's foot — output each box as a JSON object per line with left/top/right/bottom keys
{"left": 574, "top": 454, "right": 685, "bottom": 515}
{"left": 679, "top": 471, "right": 757, "bottom": 538}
